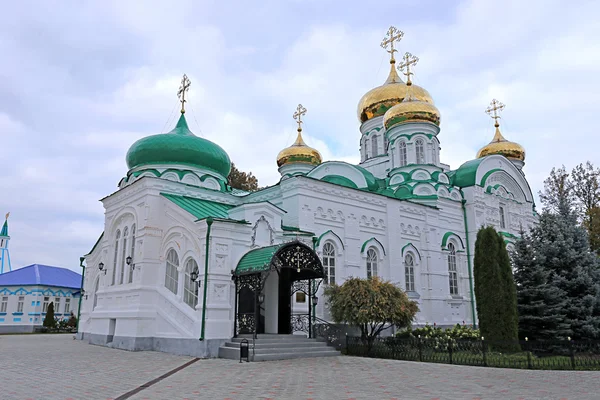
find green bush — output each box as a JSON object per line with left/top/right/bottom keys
{"left": 43, "top": 302, "right": 56, "bottom": 329}
{"left": 397, "top": 323, "right": 480, "bottom": 341}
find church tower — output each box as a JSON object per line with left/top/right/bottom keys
{"left": 0, "top": 213, "right": 12, "bottom": 274}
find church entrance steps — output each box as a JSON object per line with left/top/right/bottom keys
{"left": 218, "top": 334, "right": 340, "bottom": 361}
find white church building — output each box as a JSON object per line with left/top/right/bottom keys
{"left": 77, "top": 28, "right": 536, "bottom": 357}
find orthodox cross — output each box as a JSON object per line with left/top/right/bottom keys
{"left": 380, "top": 26, "right": 404, "bottom": 62}
{"left": 293, "top": 104, "right": 307, "bottom": 131}
{"left": 486, "top": 99, "right": 505, "bottom": 127}
{"left": 398, "top": 52, "right": 419, "bottom": 85}
{"left": 4, "top": 212, "right": 8, "bottom": 220}
{"left": 177, "top": 74, "right": 191, "bottom": 114}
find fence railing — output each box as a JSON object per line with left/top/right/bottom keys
{"left": 345, "top": 336, "right": 600, "bottom": 370}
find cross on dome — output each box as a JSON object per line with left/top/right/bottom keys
{"left": 380, "top": 26, "right": 404, "bottom": 63}
{"left": 486, "top": 99, "right": 505, "bottom": 127}
{"left": 398, "top": 52, "right": 419, "bottom": 85}
{"left": 293, "top": 104, "right": 307, "bottom": 131}
{"left": 177, "top": 74, "right": 191, "bottom": 114}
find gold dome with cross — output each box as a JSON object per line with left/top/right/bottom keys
{"left": 357, "top": 26, "right": 434, "bottom": 123}
{"left": 277, "top": 104, "right": 322, "bottom": 167}
{"left": 477, "top": 99, "right": 525, "bottom": 161}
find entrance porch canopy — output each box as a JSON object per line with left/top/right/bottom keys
{"left": 234, "top": 240, "right": 325, "bottom": 280}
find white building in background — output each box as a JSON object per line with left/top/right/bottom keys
{"left": 0, "top": 263, "right": 82, "bottom": 333}
{"left": 78, "top": 28, "right": 536, "bottom": 357}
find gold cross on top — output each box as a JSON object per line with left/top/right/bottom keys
{"left": 380, "top": 26, "right": 404, "bottom": 62}
{"left": 398, "top": 52, "right": 419, "bottom": 84}
{"left": 486, "top": 99, "right": 505, "bottom": 127}
{"left": 293, "top": 104, "right": 307, "bottom": 131}
{"left": 177, "top": 74, "right": 191, "bottom": 114}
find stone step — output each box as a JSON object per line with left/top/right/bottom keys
{"left": 219, "top": 345, "right": 339, "bottom": 361}
{"left": 224, "top": 341, "right": 328, "bottom": 349}
{"left": 230, "top": 337, "right": 314, "bottom": 344}
{"left": 253, "top": 350, "right": 340, "bottom": 361}
{"left": 235, "top": 334, "right": 311, "bottom": 340}
{"left": 221, "top": 344, "right": 330, "bottom": 355}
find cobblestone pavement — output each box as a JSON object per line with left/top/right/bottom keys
{"left": 1, "top": 335, "right": 599, "bottom": 400}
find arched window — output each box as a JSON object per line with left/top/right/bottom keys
{"left": 111, "top": 230, "right": 120, "bottom": 286}
{"left": 165, "top": 249, "right": 179, "bottom": 295}
{"left": 322, "top": 243, "right": 336, "bottom": 285}
{"left": 432, "top": 144, "right": 438, "bottom": 165}
{"left": 371, "top": 135, "right": 378, "bottom": 157}
{"left": 366, "top": 248, "right": 378, "bottom": 278}
{"left": 448, "top": 243, "right": 458, "bottom": 295}
{"left": 92, "top": 277, "right": 100, "bottom": 310}
{"left": 383, "top": 135, "right": 389, "bottom": 153}
{"left": 405, "top": 254, "right": 415, "bottom": 292}
{"left": 183, "top": 258, "right": 199, "bottom": 309}
{"left": 128, "top": 225, "right": 136, "bottom": 283}
{"left": 415, "top": 138, "right": 425, "bottom": 164}
{"left": 399, "top": 141, "right": 407, "bottom": 166}
{"left": 119, "top": 227, "right": 128, "bottom": 285}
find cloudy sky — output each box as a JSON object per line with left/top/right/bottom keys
{"left": 1, "top": 0, "right": 598, "bottom": 272}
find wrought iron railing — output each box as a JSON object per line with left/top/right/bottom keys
{"left": 237, "top": 313, "right": 255, "bottom": 335}
{"left": 345, "top": 336, "right": 600, "bottom": 370}
{"left": 311, "top": 317, "right": 343, "bottom": 349}
{"left": 290, "top": 313, "right": 310, "bottom": 335}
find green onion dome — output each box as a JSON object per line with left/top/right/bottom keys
{"left": 126, "top": 114, "right": 231, "bottom": 178}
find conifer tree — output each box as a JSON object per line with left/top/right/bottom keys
{"left": 512, "top": 230, "right": 571, "bottom": 340}
{"left": 531, "top": 211, "right": 600, "bottom": 339}
{"left": 473, "top": 226, "right": 519, "bottom": 347}
{"left": 43, "top": 302, "right": 56, "bottom": 329}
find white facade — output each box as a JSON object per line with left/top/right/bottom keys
{"left": 78, "top": 63, "right": 536, "bottom": 357}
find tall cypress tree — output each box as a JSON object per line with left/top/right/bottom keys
{"left": 474, "top": 226, "right": 519, "bottom": 346}
{"left": 512, "top": 230, "right": 571, "bottom": 340}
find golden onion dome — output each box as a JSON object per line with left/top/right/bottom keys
{"left": 277, "top": 129, "right": 322, "bottom": 167}
{"left": 383, "top": 85, "right": 441, "bottom": 129}
{"left": 357, "top": 60, "right": 434, "bottom": 123}
{"left": 477, "top": 124, "right": 525, "bottom": 161}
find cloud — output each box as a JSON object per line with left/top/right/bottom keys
{"left": 1, "top": 0, "right": 599, "bottom": 272}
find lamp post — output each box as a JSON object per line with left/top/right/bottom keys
{"left": 126, "top": 256, "right": 134, "bottom": 270}
{"left": 98, "top": 262, "right": 105, "bottom": 275}
{"left": 190, "top": 268, "right": 199, "bottom": 284}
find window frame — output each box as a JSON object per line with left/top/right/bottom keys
{"left": 405, "top": 253, "right": 415, "bottom": 292}
{"left": 322, "top": 242, "right": 336, "bottom": 285}
{"left": 0, "top": 296, "right": 7, "bottom": 313}
{"left": 366, "top": 248, "right": 378, "bottom": 278}
{"left": 128, "top": 224, "right": 136, "bottom": 284}
{"left": 64, "top": 298, "right": 71, "bottom": 314}
{"left": 165, "top": 249, "right": 180, "bottom": 295}
{"left": 17, "top": 296, "right": 24, "bottom": 313}
{"left": 398, "top": 141, "right": 407, "bottom": 166}
{"left": 415, "top": 138, "right": 425, "bottom": 164}
{"left": 43, "top": 296, "right": 50, "bottom": 313}
{"left": 499, "top": 205, "right": 506, "bottom": 229}
{"left": 112, "top": 230, "right": 121, "bottom": 286}
{"left": 54, "top": 297, "right": 61, "bottom": 313}
{"left": 183, "top": 258, "right": 199, "bottom": 309}
{"left": 447, "top": 243, "right": 459, "bottom": 295}
{"left": 371, "top": 134, "right": 378, "bottom": 157}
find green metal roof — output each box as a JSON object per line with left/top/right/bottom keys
{"left": 235, "top": 244, "right": 284, "bottom": 275}
{"left": 450, "top": 158, "right": 484, "bottom": 187}
{"left": 126, "top": 113, "right": 231, "bottom": 177}
{"left": 0, "top": 219, "right": 8, "bottom": 237}
{"left": 161, "top": 193, "right": 233, "bottom": 220}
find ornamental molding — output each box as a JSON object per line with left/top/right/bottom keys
{"left": 399, "top": 205, "right": 427, "bottom": 216}
{"left": 250, "top": 216, "right": 275, "bottom": 247}
{"left": 293, "top": 179, "right": 387, "bottom": 207}
{"left": 315, "top": 207, "right": 346, "bottom": 223}
{"left": 358, "top": 215, "right": 385, "bottom": 230}
{"left": 400, "top": 223, "right": 422, "bottom": 237}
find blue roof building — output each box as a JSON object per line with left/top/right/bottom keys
{"left": 0, "top": 264, "right": 82, "bottom": 333}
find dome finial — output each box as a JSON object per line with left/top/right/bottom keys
{"left": 381, "top": 26, "right": 404, "bottom": 84}
{"left": 486, "top": 98, "right": 505, "bottom": 129}
{"left": 399, "top": 52, "right": 419, "bottom": 86}
{"left": 177, "top": 74, "right": 191, "bottom": 114}
{"left": 293, "top": 103, "right": 307, "bottom": 134}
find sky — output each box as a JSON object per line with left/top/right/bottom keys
{"left": 1, "top": 0, "right": 599, "bottom": 272}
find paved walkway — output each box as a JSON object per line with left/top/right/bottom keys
{"left": 1, "top": 335, "right": 598, "bottom": 400}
